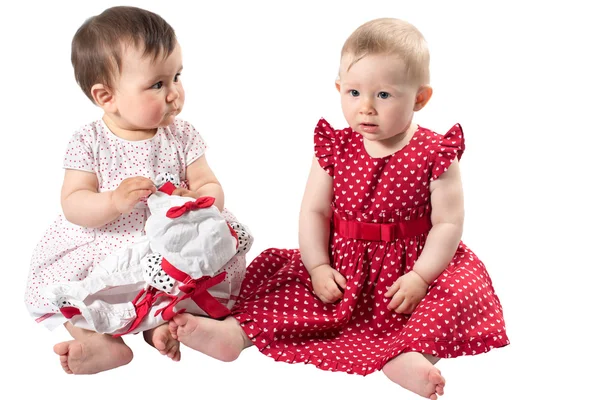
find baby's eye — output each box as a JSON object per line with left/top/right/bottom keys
{"left": 377, "top": 92, "right": 390, "bottom": 99}
{"left": 174, "top": 73, "right": 181, "bottom": 82}
{"left": 350, "top": 89, "right": 360, "bottom": 97}
{"left": 151, "top": 81, "right": 163, "bottom": 89}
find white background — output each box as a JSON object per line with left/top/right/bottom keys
{"left": 1, "top": 1, "right": 598, "bottom": 399}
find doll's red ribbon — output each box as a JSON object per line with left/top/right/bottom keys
{"left": 160, "top": 258, "right": 231, "bottom": 319}
{"left": 166, "top": 197, "right": 215, "bottom": 218}
{"left": 113, "top": 288, "right": 159, "bottom": 337}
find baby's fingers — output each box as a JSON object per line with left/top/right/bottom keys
{"left": 317, "top": 291, "right": 334, "bottom": 303}
{"left": 121, "top": 176, "right": 154, "bottom": 189}
{"left": 128, "top": 189, "right": 154, "bottom": 201}
{"left": 394, "top": 299, "right": 416, "bottom": 315}
{"left": 317, "top": 295, "right": 332, "bottom": 303}
{"left": 127, "top": 177, "right": 156, "bottom": 192}
{"left": 172, "top": 188, "right": 187, "bottom": 196}
{"left": 315, "top": 282, "right": 340, "bottom": 303}
{"left": 326, "top": 280, "right": 343, "bottom": 301}
{"left": 387, "top": 291, "right": 405, "bottom": 311}
{"left": 313, "top": 282, "right": 332, "bottom": 303}
{"left": 332, "top": 270, "right": 347, "bottom": 290}
{"left": 385, "top": 280, "right": 401, "bottom": 298}
{"left": 137, "top": 179, "right": 157, "bottom": 193}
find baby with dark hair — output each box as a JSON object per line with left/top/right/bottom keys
{"left": 25, "top": 6, "right": 252, "bottom": 375}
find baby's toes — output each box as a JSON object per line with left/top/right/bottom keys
{"left": 171, "top": 347, "right": 181, "bottom": 362}
{"left": 167, "top": 341, "right": 180, "bottom": 360}
{"left": 168, "top": 321, "right": 179, "bottom": 339}
{"left": 436, "top": 383, "right": 444, "bottom": 395}
{"left": 59, "top": 356, "right": 72, "bottom": 374}
{"left": 155, "top": 336, "right": 168, "bottom": 352}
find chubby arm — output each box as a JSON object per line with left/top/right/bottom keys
{"left": 300, "top": 158, "right": 347, "bottom": 303}
{"left": 184, "top": 155, "right": 224, "bottom": 211}
{"left": 299, "top": 157, "right": 334, "bottom": 272}
{"left": 61, "top": 170, "right": 155, "bottom": 228}
{"left": 412, "top": 158, "right": 464, "bottom": 284}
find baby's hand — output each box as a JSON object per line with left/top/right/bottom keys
{"left": 309, "top": 264, "right": 347, "bottom": 303}
{"left": 111, "top": 177, "right": 157, "bottom": 214}
{"left": 384, "top": 271, "right": 429, "bottom": 315}
{"left": 172, "top": 188, "right": 200, "bottom": 199}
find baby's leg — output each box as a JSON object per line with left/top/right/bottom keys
{"left": 382, "top": 352, "right": 445, "bottom": 400}
{"left": 143, "top": 323, "right": 180, "bottom": 361}
{"left": 53, "top": 323, "right": 133, "bottom": 374}
{"left": 169, "top": 314, "right": 251, "bottom": 362}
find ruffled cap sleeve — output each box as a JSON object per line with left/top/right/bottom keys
{"left": 431, "top": 123, "right": 465, "bottom": 181}
{"left": 313, "top": 118, "right": 336, "bottom": 177}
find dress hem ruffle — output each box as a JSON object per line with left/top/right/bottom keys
{"left": 232, "top": 310, "right": 509, "bottom": 376}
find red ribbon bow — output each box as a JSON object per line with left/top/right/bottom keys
{"left": 113, "top": 258, "right": 232, "bottom": 337}
{"left": 159, "top": 258, "right": 231, "bottom": 319}
{"left": 113, "top": 288, "right": 159, "bottom": 337}
{"left": 166, "top": 197, "right": 215, "bottom": 218}
{"left": 151, "top": 273, "right": 230, "bottom": 321}
{"left": 177, "top": 272, "right": 230, "bottom": 319}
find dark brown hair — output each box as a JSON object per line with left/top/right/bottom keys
{"left": 71, "top": 6, "right": 177, "bottom": 103}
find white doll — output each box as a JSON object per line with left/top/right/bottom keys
{"left": 44, "top": 173, "right": 252, "bottom": 336}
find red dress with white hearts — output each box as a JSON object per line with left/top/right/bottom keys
{"left": 231, "top": 119, "right": 509, "bottom": 375}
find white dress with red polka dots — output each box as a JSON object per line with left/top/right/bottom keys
{"left": 231, "top": 118, "right": 509, "bottom": 376}
{"left": 41, "top": 186, "right": 252, "bottom": 336}
{"left": 25, "top": 118, "right": 236, "bottom": 329}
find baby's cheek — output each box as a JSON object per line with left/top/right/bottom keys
{"left": 138, "top": 99, "right": 166, "bottom": 124}
{"left": 150, "top": 103, "right": 167, "bottom": 121}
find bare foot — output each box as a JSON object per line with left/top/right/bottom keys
{"left": 143, "top": 323, "right": 181, "bottom": 361}
{"left": 382, "top": 352, "right": 445, "bottom": 400}
{"left": 169, "top": 314, "right": 248, "bottom": 362}
{"left": 53, "top": 334, "right": 133, "bottom": 375}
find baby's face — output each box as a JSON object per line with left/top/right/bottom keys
{"left": 110, "top": 42, "right": 185, "bottom": 132}
{"left": 337, "top": 53, "right": 421, "bottom": 143}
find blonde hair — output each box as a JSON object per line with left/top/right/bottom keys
{"left": 341, "top": 18, "right": 430, "bottom": 86}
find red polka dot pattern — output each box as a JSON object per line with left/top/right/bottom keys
{"left": 25, "top": 119, "right": 207, "bottom": 325}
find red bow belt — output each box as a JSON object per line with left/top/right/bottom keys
{"left": 333, "top": 213, "right": 432, "bottom": 241}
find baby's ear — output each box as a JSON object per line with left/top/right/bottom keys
{"left": 91, "top": 83, "right": 116, "bottom": 111}
{"left": 335, "top": 78, "right": 341, "bottom": 93}
{"left": 414, "top": 85, "right": 433, "bottom": 111}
